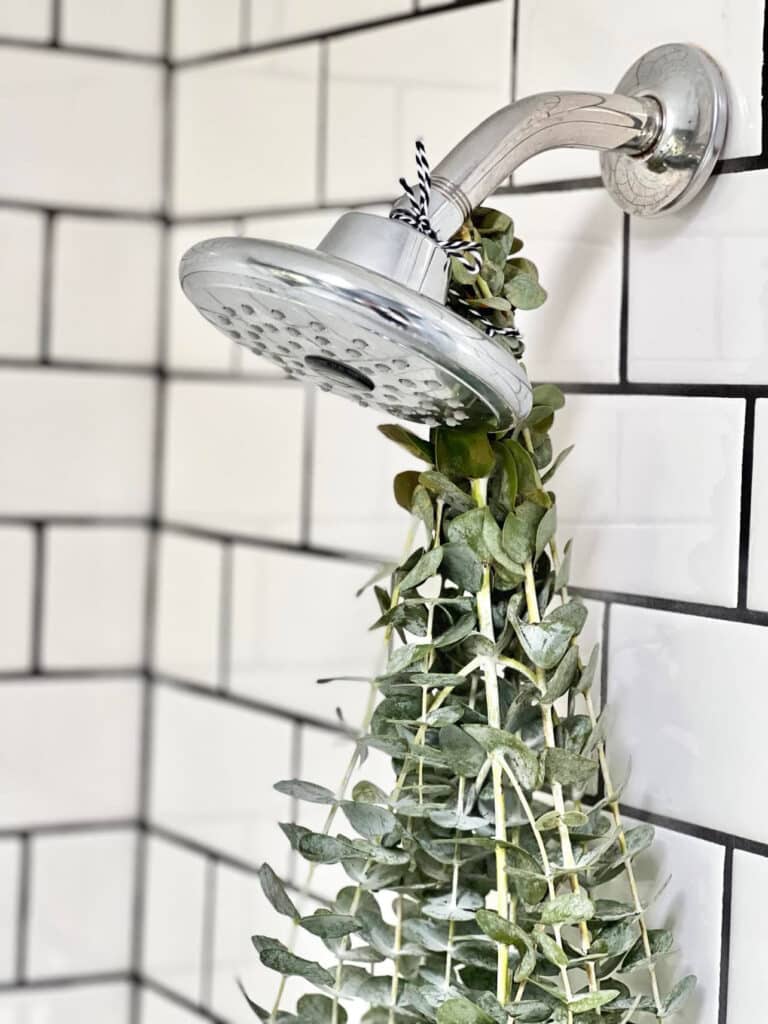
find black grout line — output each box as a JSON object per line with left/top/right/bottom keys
{"left": 154, "top": 671, "right": 358, "bottom": 736}
{"left": 299, "top": 385, "right": 317, "bottom": 546}
{"left": 141, "top": 976, "right": 228, "bottom": 1024}
{"left": 0, "top": 970, "right": 132, "bottom": 993}
{"left": 0, "top": 666, "right": 142, "bottom": 682}
{"left": 38, "top": 213, "right": 55, "bottom": 363}
{"left": 718, "top": 841, "right": 734, "bottom": 1024}
{"left": 0, "top": 197, "right": 164, "bottom": 221}
{"left": 555, "top": 381, "right": 768, "bottom": 399}
{"left": 0, "top": 819, "right": 135, "bottom": 840}
{"left": 14, "top": 834, "right": 31, "bottom": 982}
{"left": 0, "top": 35, "right": 163, "bottom": 65}
{"left": 51, "top": 0, "right": 61, "bottom": 46}
{"left": 217, "top": 541, "right": 233, "bottom": 692}
{"left": 571, "top": 584, "right": 768, "bottom": 628}
{"left": 620, "top": 804, "right": 768, "bottom": 858}
{"left": 171, "top": 0, "right": 500, "bottom": 69}
{"left": 29, "top": 524, "right": 46, "bottom": 675}
{"left": 737, "top": 398, "right": 756, "bottom": 608}
{"left": 198, "top": 855, "right": 218, "bottom": 1009}
{"left": 618, "top": 214, "right": 629, "bottom": 383}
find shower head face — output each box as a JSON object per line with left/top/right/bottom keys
{"left": 179, "top": 236, "right": 532, "bottom": 430}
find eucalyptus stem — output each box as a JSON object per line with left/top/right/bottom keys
{"left": 471, "top": 476, "right": 510, "bottom": 1006}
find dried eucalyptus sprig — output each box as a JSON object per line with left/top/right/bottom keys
{"left": 247, "top": 209, "right": 696, "bottom": 1024}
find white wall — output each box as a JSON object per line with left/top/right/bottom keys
{"left": 0, "top": 1, "right": 766, "bottom": 1023}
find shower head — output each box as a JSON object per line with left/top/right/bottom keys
{"left": 179, "top": 43, "right": 727, "bottom": 430}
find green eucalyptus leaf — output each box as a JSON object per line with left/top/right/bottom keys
{"left": 258, "top": 863, "right": 298, "bottom": 920}
{"left": 274, "top": 780, "right": 336, "bottom": 804}
{"left": 378, "top": 424, "right": 434, "bottom": 463}
{"left": 509, "top": 613, "right": 574, "bottom": 670}
{"left": 541, "top": 645, "right": 579, "bottom": 704}
{"left": 297, "top": 995, "right": 348, "bottom": 1024}
{"left": 502, "top": 440, "right": 540, "bottom": 500}
{"left": 446, "top": 508, "right": 522, "bottom": 576}
{"left": 439, "top": 723, "right": 486, "bottom": 776}
{"left": 435, "top": 427, "right": 495, "bottom": 479}
{"left": 502, "top": 502, "right": 544, "bottom": 564}
{"left": 419, "top": 470, "right": 475, "bottom": 511}
{"left": 554, "top": 538, "right": 573, "bottom": 590}
{"left": 535, "top": 504, "right": 557, "bottom": 558}
{"left": 540, "top": 891, "right": 595, "bottom": 925}
{"left": 537, "top": 932, "right": 569, "bottom": 968}
{"left": 410, "top": 483, "right": 434, "bottom": 534}
{"left": 398, "top": 547, "right": 443, "bottom": 591}
{"left": 256, "top": 943, "right": 335, "bottom": 988}
{"left": 577, "top": 643, "right": 600, "bottom": 694}
{"left": 546, "top": 599, "right": 588, "bottom": 635}
{"left": 544, "top": 748, "right": 597, "bottom": 787}
{"left": 532, "top": 384, "right": 565, "bottom": 411}
{"left": 434, "top": 611, "right": 477, "bottom": 648}
{"left": 464, "top": 724, "right": 541, "bottom": 790}
{"left": 437, "top": 997, "right": 494, "bottom": 1024}
{"left": 504, "top": 274, "right": 547, "bottom": 310}
{"left": 440, "top": 541, "right": 484, "bottom": 593}
{"left": 662, "top": 975, "right": 696, "bottom": 1016}
{"left": 423, "top": 890, "right": 484, "bottom": 922}
{"left": 542, "top": 445, "right": 575, "bottom": 485}
{"left": 476, "top": 910, "right": 536, "bottom": 982}
{"left": 535, "top": 808, "right": 588, "bottom": 832}
{"left": 621, "top": 929, "right": 674, "bottom": 970}
{"left": 393, "top": 470, "right": 421, "bottom": 512}
{"left": 299, "top": 911, "right": 361, "bottom": 939}
{"left": 567, "top": 990, "right": 619, "bottom": 1014}
{"left": 341, "top": 801, "right": 398, "bottom": 839}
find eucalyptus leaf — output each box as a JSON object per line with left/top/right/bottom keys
{"left": 274, "top": 780, "right": 336, "bottom": 804}
{"left": 258, "top": 863, "right": 298, "bottom": 920}
{"left": 662, "top": 975, "right": 696, "bottom": 1016}
{"left": 544, "top": 748, "right": 597, "bottom": 788}
{"left": 299, "top": 912, "right": 361, "bottom": 939}
{"left": 540, "top": 891, "right": 595, "bottom": 925}
{"left": 509, "top": 613, "right": 574, "bottom": 670}
{"left": 398, "top": 547, "right": 443, "bottom": 591}
{"left": 256, "top": 943, "right": 335, "bottom": 988}
{"left": 541, "top": 646, "right": 579, "bottom": 704}
{"left": 440, "top": 541, "right": 483, "bottom": 593}
{"left": 435, "top": 427, "right": 495, "bottom": 479}
{"left": 341, "top": 801, "right": 398, "bottom": 839}
{"left": 419, "top": 470, "right": 475, "bottom": 511}
{"left": 378, "top": 424, "right": 434, "bottom": 463}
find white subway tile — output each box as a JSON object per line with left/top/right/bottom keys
{"left": 154, "top": 532, "right": 222, "bottom": 686}
{"left": 610, "top": 604, "right": 768, "bottom": 844}
{"left": 168, "top": 221, "right": 239, "bottom": 371}
{"left": 43, "top": 526, "right": 148, "bottom": 669}
{"left": 326, "top": 3, "right": 513, "bottom": 202}
{"left": 550, "top": 395, "right": 743, "bottom": 604}
{"left": 0, "top": 1, "right": 51, "bottom": 41}
{"left": 173, "top": 47, "right": 320, "bottom": 217}
{"left": 27, "top": 830, "right": 135, "bottom": 977}
{"left": 0, "top": 527, "right": 33, "bottom": 672}
{"left": 629, "top": 172, "right": 768, "bottom": 383}
{"left": 748, "top": 400, "right": 768, "bottom": 610}
{"left": 310, "top": 392, "right": 416, "bottom": 558}
{"left": 171, "top": 0, "right": 241, "bottom": 60}
{"left": 162, "top": 380, "right": 305, "bottom": 539}
{"left": 0, "top": 369, "right": 153, "bottom": 516}
{"left": 515, "top": 0, "right": 763, "bottom": 184}
{"left": 150, "top": 686, "right": 292, "bottom": 869}
{"left": 0, "top": 48, "right": 162, "bottom": 211}
{"left": 0, "top": 839, "right": 20, "bottom": 982}
{"left": 493, "top": 189, "right": 623, "bottom": 382}
{"left": 230, "top": 547, "right": 380, "bottom": 724}
{"left": 51, "top": 216, "right": 162, "bottom": 365}
{"left": 0, "top": 679, "right": 140, "bottom": 826}
{"left": 141, "top": 989, "right": 204, "bottom": 1024}
{"left": 602, "top": 822, "right": 723, "bottom": 1024}
{"left": 143, "top": 836, "right": 206, "bottom": 1002}
{"left": 0, "top": 209, "right": 44, "bottom": 359}
{"left": 727, "top": 850, "right": 768, "bottom": 1021}
{"left": 61, "top": 0, "right": 164, "bottom": 56}
{"left": 248, "top": 0, "right": 411, "bottom": 44}
{"left": 0, "top": 984, "right": 130, "bottom": 1023}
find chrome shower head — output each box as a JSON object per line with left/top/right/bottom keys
{"left": 179, "top": 44, "right": 727, "bottom": 430}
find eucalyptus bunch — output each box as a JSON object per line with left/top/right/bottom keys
{"left": 247, "top": 210, "right": 696, "bottom": 1024}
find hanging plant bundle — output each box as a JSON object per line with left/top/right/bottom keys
{"left": 247, "top": 207, "right": 696, "bottom": 1024}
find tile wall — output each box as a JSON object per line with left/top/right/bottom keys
{"left": 1, "top": 1, "right": 766, "bottom": 1022}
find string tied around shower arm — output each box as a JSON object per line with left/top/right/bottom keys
{"left": 390, "top": 139, "right": 523, "bottom": 347}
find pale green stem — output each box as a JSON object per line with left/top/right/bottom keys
{"left": 470, "top": 476, "right": 510, "bottom": 1006}
{"left": 388, "top": 896, "right": 404, "bottom": 1024}
{"left": 524, "top": 428, "right": 665, "bottom": 1019}
{"left": 443, "top": 776, "right": 466, "bottom": 987}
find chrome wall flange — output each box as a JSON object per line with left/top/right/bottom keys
{"left": 601, "top": 43, "right": 728, "bottom": 216}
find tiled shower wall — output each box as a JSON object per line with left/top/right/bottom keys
{"left": 2, "top": 1, "right": 768, "bottom": 1023}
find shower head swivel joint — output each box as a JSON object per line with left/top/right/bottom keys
{"left": 180, "top": 43, "right": 728, "bottom": 430}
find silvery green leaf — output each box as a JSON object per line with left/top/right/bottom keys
{"left": 589, "top": 920, "right": 637, "bottom": 958}
{"left": 534, "top": 504, "right": 557, "bottom": 559}
{"left": 553, "top": 537, "right": 573, "bottom": 589}
{"left": 296, "top": 995, "right": 348, "bottom": 1024}
{"left": 535, "top": 808, "right": 588, "bottom": 832}
{"left": 577, "top": 643, "right": 600, "bottom": 693}
{"left": 504, "top": 1000, "right": 555, "bottom": 1023}
{"left": 476, "top": 910, "right": 536, "bottom": 981}
{"left": 439, "top": 724, "right": 486, "bottom": 776}
{"left": 386, "top": 642, "right": 432, "bottom": 674}
{"left": 446, "top": 508, "right": 522, "bottom": 576}
{"left": 393, "top": 470, "right": 420, "bottom": 513}
{"left": 299, "top": 911, "right": 361, "bottom": 939}
{"left": 624, "top": 823, "right": 655, "bottom": 858}
{"left": 592, "top": 898, "right": 637, "bottom": 923}
{"left": 547, "top": 599, "right": 587, "bottom": 635}
{"left": 274, "top": 779, "right": 336, "bottom": 804}
{"left": 355, "top": 563, "right": 396, "bottom": 597}
{"left": 541, "top": 445, "right": 575, "bottom": 485}
{"left": 532, "top": 383, "right": 565, "bottom": 410}
{"left": 501, "top": 502, "right": 543, "bottom": 563}
{"left": 436, "top": 997, "right": 494, "bottom": 1024}
{"left": 429, "top": 810, "right": 488, "bottom": 831}
{"left": 411, "top": 483, "right": 434, "bottom": 535}
{"left": 541, "top": 646, "right": 579, "bottom": 704}
{"left": 419, "top": 470, "right": 475, "bottom": 511}
{"left": 279, "top": 822, "right": 310, "bottom": 850}
{"left": 341, "top": 801, "right": 398, "bottom": 839}
{"left": 402, "top": 918, "right": 451, "bottom": 952}
{"left": 351, "top": 780, "right": 388, "bottom": 804}
{"left": 536, "top": 931, "right": 569, "bottom": 968}
{"left": 583, "top": 706, "right": 612, "bottom": 756}
{"left": 567, "top": 990, "right": 619, "bottom": 1014}
{"left": 540, "top": 891, "right": 595, "bottom": 925}
{"left": 434, "top": 612, "right": 477, "bottom": 648}
{"left": 398, "top": 547, "right": 443, "bottom": 591}
{"left": 258, "top": 863, "right": 298, "bottom": 920}
{"left": 544, "top": 748, "right": 597, "bottom": 788}
{"left": 378, "top": 424, "right": 434, "bottom": 463}
{"left": 501, "top": 440, "right": 541, "bottom": 500}
{"left": 423, "top": 890, "right": 484, "bottom": 922}
{"left": 435, "top": 427, "right": 495, "bottom": 479}
{"left": 662, "top": 975, "right": 696, "bottom": 1016}
{"left": 351, "top": 840, "right": 410, "bottom": 866}
{"left": 509, "top": 613, "right": 574, "bottom": 670}
{"left": 257, "top": 943, "right": 335, "bottom": 988}
{"left": 424, "top": 705, "right": 463, "bottom": 727}
{"left": 504, "top": 273, "right": 547, "bottom": 310}
{"left": 464, "top": 724, "right": 541, "bottom": 790}
{"left": 440, "top": 541, "right": 483, "bottom": 593}
{"left": 296, "top": 833, "right": 350, "bottom": 864}
{"left": 621, "top": 928, "right": 674, "bottom": 970}
{"left": 237, "top": 981, "right": 271, "bottom": 1020}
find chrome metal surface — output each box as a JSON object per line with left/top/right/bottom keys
{"left": 180, "top": 43, "right": 728, "bottom": 427}
{"left": 600, "top": 44, "right": 728, "bottom": 216}
{"left": 179, "top": 237, "right": 532, "bottom": 429}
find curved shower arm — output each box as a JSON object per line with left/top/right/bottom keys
{"left": 416, "top": 91, "right": 661, "bottom": 238}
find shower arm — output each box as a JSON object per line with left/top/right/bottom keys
{"left": 390, "top": 43, "right": 728, "bottom": 231}
{"left": 410, "top": 91, "right": 660, "bottom": 238}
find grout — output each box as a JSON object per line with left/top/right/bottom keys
{"left": 14, "top": 834, "right": 31, "bottom": 982}
{"left": 315, "top": 42, "right": 329, "bottom": 204}
{"left": 198, "top": 855, "right": 218, "bottom": 1008}
{"left": 38, "top": 213, "right": 55, "bottom": 363}
{"left": 288, "top": 721, "right": 303, "bottom": 886}
{"left": 0, "top": 819, "right": 135, "bottom": 840}
{"left": 0, "top": 970, "right": 132, "bottom": 993}
{"left": 299, "top": 385, "right": 317, "bottom": 546}
{"left": 737, "top": 398, "right": 756, "bottom": 608}
{"left": 51, "top": 0, "right": 61, "bottom": 46}
{"left": 29, "top": 524, "right": 46, "bottom": 674}
{"left": 717, "top": 841, "right": 734, "bottom": 1024}
{"left": 618, "top": 214, "right": 630, "bottom": 383}
{"left": 217, "top": 541, "right": 233, "bottom": 692}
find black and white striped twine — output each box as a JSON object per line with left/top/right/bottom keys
{"left": 391, "top": 139, "right": 523, "bottom": 348}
